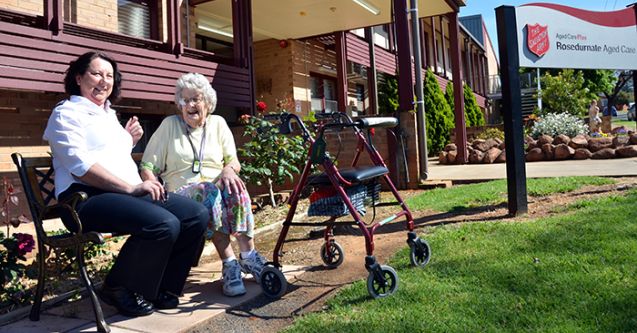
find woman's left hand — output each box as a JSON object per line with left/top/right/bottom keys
{"left": 216, "top": 166, "right": 246, "bottom": 196}
{"left": 125, "top": 116, "right": 144, "bottom": 146}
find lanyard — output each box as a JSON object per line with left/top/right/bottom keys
{"left": 183, "top": 120, "right": 207, "bottom": 174}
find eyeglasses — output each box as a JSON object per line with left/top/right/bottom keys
{"left": 179, "top": 97, "right": 204, "bottom": 106}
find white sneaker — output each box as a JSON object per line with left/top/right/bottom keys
{"left": 221, "top": 260, "right": 246, "bottom": 297}
{"left": 240, "top": 251, "right": 267, "bottom": 284}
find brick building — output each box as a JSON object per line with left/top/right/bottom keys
{"left": 1, "top": 0, "right": 496, "bottom": 194}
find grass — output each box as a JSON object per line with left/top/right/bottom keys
{"left": 283, "top": 178, "right": 637, "bottom": 333}
{"left": 405, "top": 176, "right": 614, "bottom": 213}
{"left": 613, "top": 120, "right": 636, "bottom": 131}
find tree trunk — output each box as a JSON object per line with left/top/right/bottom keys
{"left": 267, "top": 178, "right": 276, "bottom": 207}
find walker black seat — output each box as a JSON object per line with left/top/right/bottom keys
{"left": 308, "top": 166, "right": 388, "bottom": 185}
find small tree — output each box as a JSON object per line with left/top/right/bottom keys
{"left": 538, "top": 69, "right": 589, "bottom": 117}
{"left": 378, "top": 74, "right": 399, "bottom": 114}
{"left": 424, "top": 70, "right": 454, "bottom": 155}
{"left": 238, "top": 103, "right": 307, "bottom": 207}
{"left": 463, "top": 83, "right": 485, "bottom": 127}
{"left": 445, "top": 83, "right": 485, "bottom": 127}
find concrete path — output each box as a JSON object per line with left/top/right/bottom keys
{"left": 0, "top": 256, "right": 304, "bottom": 333}
{"left": 426, "top": 157, "right": 637, "bottom": 181}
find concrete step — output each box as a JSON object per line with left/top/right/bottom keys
{"left": 0, "top": 261, "right": 305, "bottom": 333}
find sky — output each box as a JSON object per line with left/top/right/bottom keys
{"left": 458, "top": 0, "right": 636, "bottom": 57}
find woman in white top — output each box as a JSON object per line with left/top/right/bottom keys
{"left": 141, "top": 73, "right": 265, "bottom": 297}
{"left": 44, "top": 51, "right": 208, "bottom": 317}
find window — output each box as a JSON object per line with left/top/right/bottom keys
{"left": 310, "top": 74, "right": 337, "bottom": 113}
{"left": 195, "top": 34, "right": 234, "bottom": 58}
{"left": 118, "top": 0, "right": 152, "bottom": 39}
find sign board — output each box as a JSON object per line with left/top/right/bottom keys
{"left": 516, "top": 3, "right": 637, "bottom": 70}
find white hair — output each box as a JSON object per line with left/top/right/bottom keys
{"left": 175, "top": 73, "right": 217, "bottom": 113}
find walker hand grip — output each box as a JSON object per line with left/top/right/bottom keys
{"left": 355, "top": 117, "right": 398, "bottom": 129}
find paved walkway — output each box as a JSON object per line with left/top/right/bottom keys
{"left": 2, "top": 156, "right": 636, "bottom": 332}
{"left": 426, "top": 157, "right": 637, "bottom": 180}
{"left": 0, "top": 255, "right": 303, "bottom": 333}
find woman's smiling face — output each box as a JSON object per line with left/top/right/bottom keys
{"left": 76, "top": 57, "right": 113, "bottom": 107}
{"left": 179, "top": 88, "right": 208, "bottom": 128}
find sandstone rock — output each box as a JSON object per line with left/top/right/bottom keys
{"left": 494, "top": 138, "right": 503, "bottom": 145}
{"left": 569, "top": 135, "right": 588, "bottom": 149}
{"left": 573, "top": 148, "right": 592, "bottom": 159}
{"left": 541, "top": 143, "right": 554, "bottom": 160}
{"left": 588, "top": 137, "right": 613, "bottom": 152}
{"left": 611, "top": 126, "right": 628, "bottom": 135}
{"left": 526, "top": 141, "right": 538, "bottom": 151}
{"left": 483, "top": 147, "right": 502, "bottom": 164}
{"left": 526, "top": 148, "right": 544, "bottom": 162}
{"left": 616, "top": 145, "right": 637, "bottom": 158}
{"left": 553, "top": 143, "right": 574, "bottom": 160}
{"left": 630, "top": 133, "right": 637, "bottom": 145}
{"left": 444, "top": 143, "right": 457, "bottom": 152}
{"left": 495, "top": 150, "right": 506, "bottom": 163}
{"left": 553, "top": 134, "right": 571, "bottom": 146}
{"left": 438, "top": 151, "right": 448, "bottom": 164}
{"left": 447, "top": 150, "right": 458, "bottom": 164}
{"left": 537, "top": 134, "right": 554, "bottom": 146}
{"left": 472, "top": 139, "right": 489, "bottom": 152}
{"left": 484, "top": 138, "right": 500, "bottom": 150}
{"left": 498, "top": 141, "right": 506, "bottom": 150}
{"left": 591, "top": 147, "right": 615, "bottom": 159}
{"left": 612, "top": 135, "right": 630, "bottom": 148}
{"left": 469, "top": 149, "right": 484, "bottom": 163}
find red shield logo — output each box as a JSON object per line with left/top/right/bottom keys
{"left": 526, "top": 24, "right": 549, "bottom": 57}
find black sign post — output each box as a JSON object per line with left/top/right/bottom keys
{"left": 496, "top": 5, "right": 528, "bottom": 216}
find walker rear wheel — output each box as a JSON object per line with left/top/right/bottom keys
{"left": 409, "top": 238, "right": 431, "bottom": 267}
{"left": 260, "top": 265, "right": 287, "bottom": 298}
{"left": 320, "top": 241, "right": 344, "bottom": 268}
{"left": 366, "top": 265, "right": 399, "bottom": 298}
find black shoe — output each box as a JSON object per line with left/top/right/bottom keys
{"left": 151, "top": 291, "right": 179, "bottom": 309}
{"left": 99, "top": 285, "right": 155, "bottom": 317}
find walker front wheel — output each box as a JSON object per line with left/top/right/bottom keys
{"left": 409, "top": 238, "right": 431, "bottom": 267}
{"left": 366, "top": 265, "right": 399, "bottom": 299}
{"left": 320, "top": 241, "right": 344, "bottom": 268}
{"left": 260, "top": 265, "right": 287, "bottom": 298}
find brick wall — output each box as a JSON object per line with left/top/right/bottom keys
{"left": 0, "top": 0, "right": 43, "bottom": 16}
{"left": 74, "top": 0, "right": 118, "bottom": 32}
{"left": 253, "top": 39, "right": 295, "bottom": 113}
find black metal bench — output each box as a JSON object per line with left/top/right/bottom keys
{"left": 11, "top": 153, "right": 111, "bottom": 333}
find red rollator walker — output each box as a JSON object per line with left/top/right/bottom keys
{"left": 259, "top": 112, "right": 431, "bottom": 299}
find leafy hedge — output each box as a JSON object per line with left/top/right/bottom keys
{"left": 445, "top": 83, "right": 485, "bottom": 127}
{"left": 424, "top": 70, "right": 454, "bottom": 155}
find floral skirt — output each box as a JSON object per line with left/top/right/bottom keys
{"left": 175, "top": 182, "right": 254, "bottom": 239}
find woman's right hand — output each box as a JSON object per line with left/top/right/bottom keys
{"left": 131, "top": 180, "right": 166, "bottom": 202}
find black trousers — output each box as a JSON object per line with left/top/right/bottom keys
{"left": 61, "top": 184, "right": 208, "bottom": 300}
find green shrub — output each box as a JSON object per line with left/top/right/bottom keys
{"left": 538, "top": 69, "right": 589, "bottom": 117}
{"left": 445, "top": 83, "right": 485, "bottom": 127}
{"left": 378, "top": 74, "right": 399, "bottom": 115}
{"left": 530, "top": 112, "right": 588, "bottom": 139}
{"left": 476, "top": 127, "right": 504, "bottom": 141}
{"left": 464, "top": 84, "right": 485, "bottom": 127}
{"left": 424, "top": 70, "right": 454, "bottom": 155}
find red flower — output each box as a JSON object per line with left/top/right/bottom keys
{"left": 256, "top": 101, "right": 267, "bottom": 112}
{"left": 14, "top": 233, "right": 35, "bottom": 256}
{"left": 369, "top": 128, "right": 376, "bottom": 136}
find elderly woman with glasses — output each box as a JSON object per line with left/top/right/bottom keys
{"left": 140, "top": 73, "right": 265, "bottom": 297}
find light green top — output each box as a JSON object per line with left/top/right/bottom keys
{"left": 141, "top": 114, "right": 237, "bottom": 192}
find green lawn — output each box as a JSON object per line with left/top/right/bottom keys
{"left": 613, "top": 119, "right": 636, "bottom": 131}
{"left": 283, "top": 177, "right": 637, "bottom": 333}
{"left": 405, "top": 176, "right": 614, "bottom": 213}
